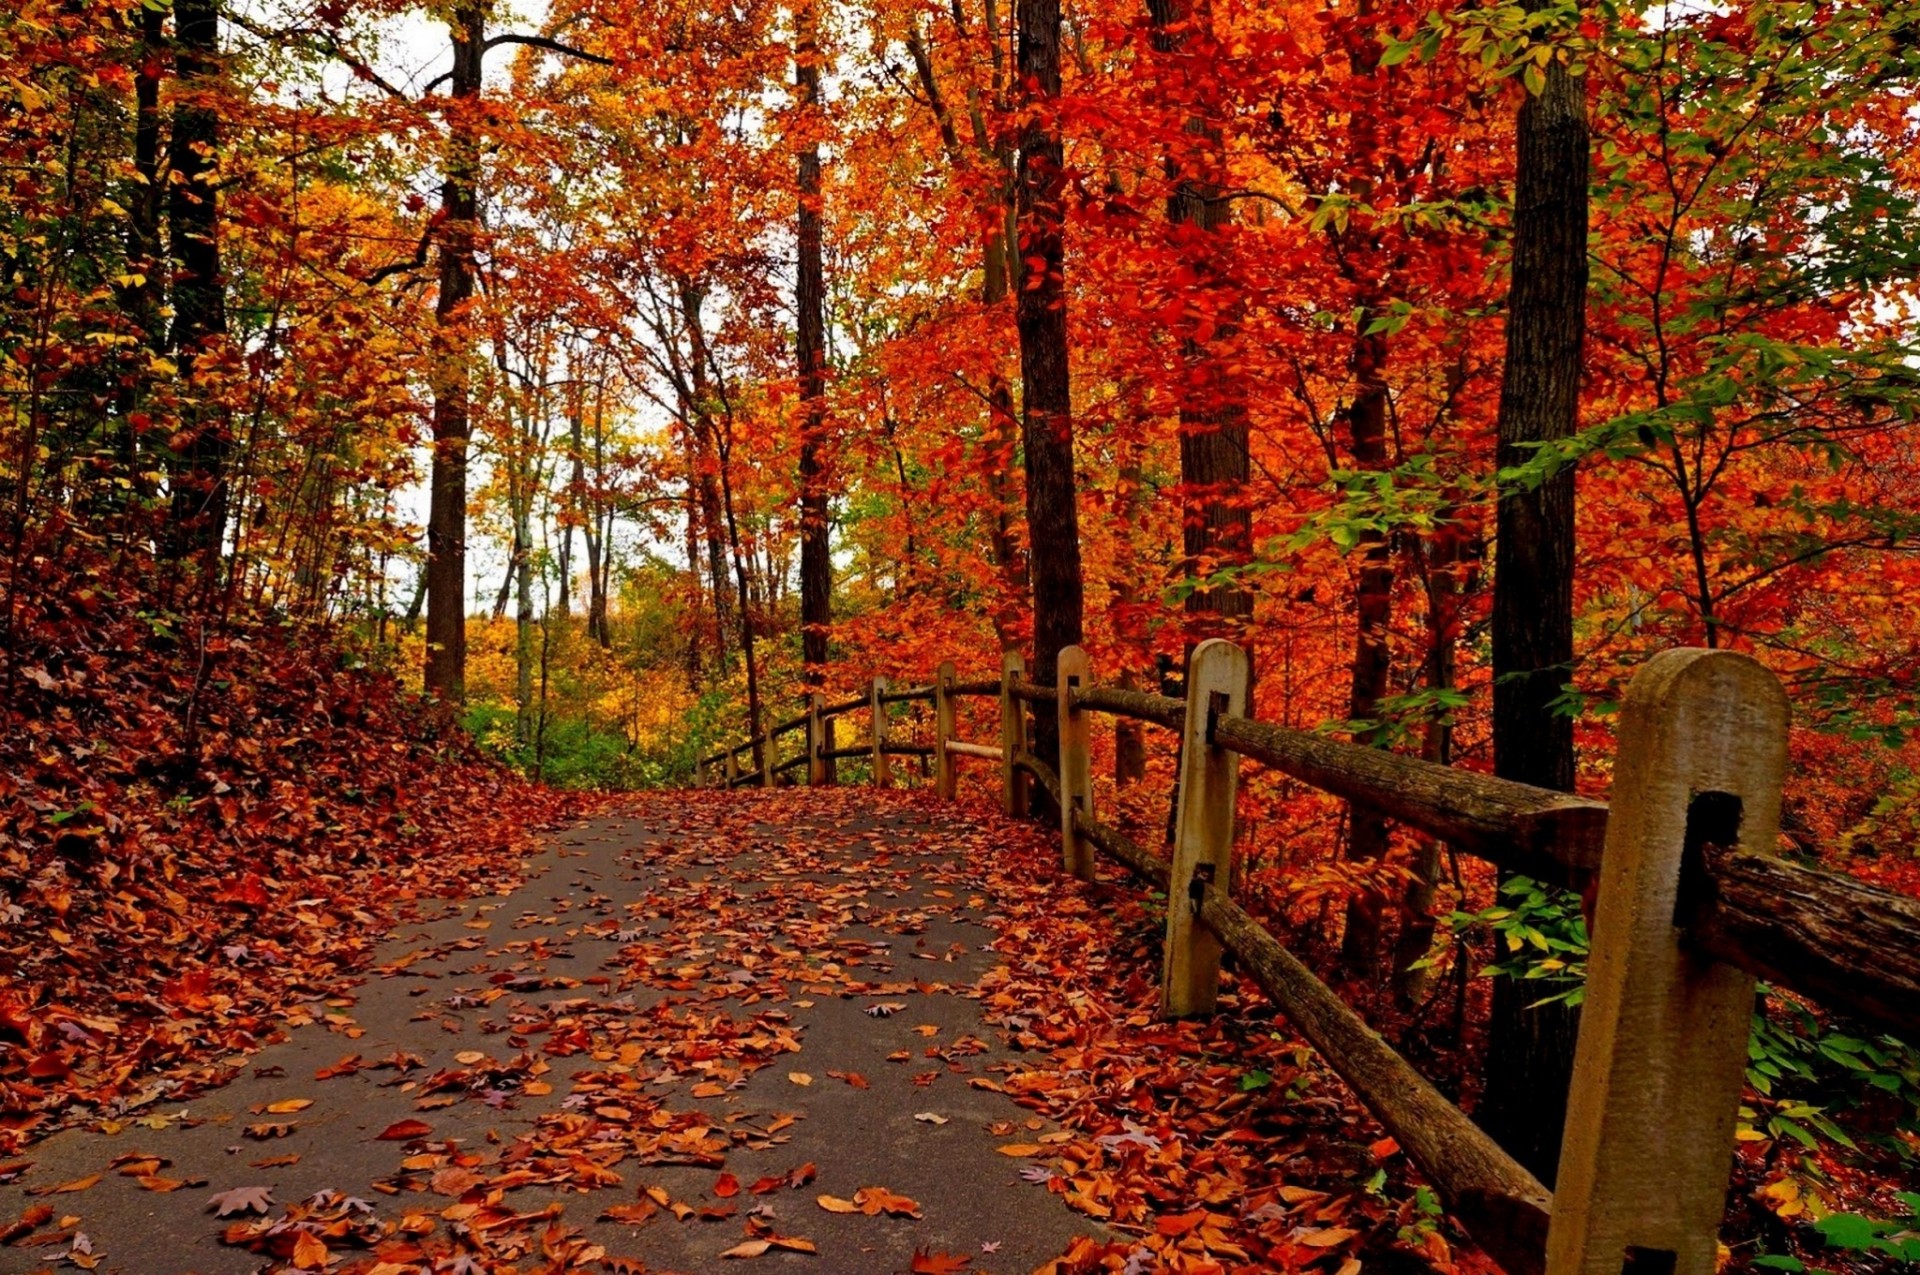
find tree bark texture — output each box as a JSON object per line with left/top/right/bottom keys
{"left": 164, "top": 0, "right": 231, "bottom": 563}
{"left": 1483, "top": 36, "right": 1590, "bottom": 1187}
{"left": 1015, "top": 0, "right": 1084, "bottom": 782}
{"left": 424, "top": 5, "right": 484, "bottom": 703}
{"left": 795, "top": 2, "right": 832, "bottom": 692}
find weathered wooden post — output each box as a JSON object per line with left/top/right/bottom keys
{"left": 724, "top": 746, "right": 738, "bottom": 787}
{"left": 871, "top": 677, "right": 890, "bottom": 787}
{"left": 1000, "top": 651, "right": 1028, "bottom": 817}
{"left": 934, "top": 661, "right": 957, "bottom": 800}
{"left": 807, "top": 693, "right": 828, "bottom": 787}
{"left": 1161, "top": 638, "right": 1251, "bottom": 1017}
{"left": 1055, "top": 645, "right": 1094, "bottom": 880}
{"left": 759, "top": 728, "right": 774, "bottom": 788}
{"left": 1546, "top": 649, "right": 1788, "bottom": 1275}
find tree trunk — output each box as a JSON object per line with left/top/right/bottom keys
{"left": 424, "top": 5, "right": 483, "bottom": 703}
{"left": 1015, "top": 0, "right": 1083, "bottom": 785}
{"left": 1482, "top": 27, "right": 1589, "bottom": 1187}
{"left": 1393, "top": 495, "right": 1477, "bottom": 1007}
{"left": 114, "top": 2, "right": 165, "bottom": 501}
{"left": 1339, "top": 322, "right": 1394, "bottom": 974}
{"left": 795, "top": 1, "right": 832, "bottom": 696}
{"left": 164, "top": 0, "right": 231, "bottom": 565}
{"left": 1149, "top": 0, "right": 1251, "bottom": 645}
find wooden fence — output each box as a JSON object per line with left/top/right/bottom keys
{"left": 698, "top": 641, "right": 1920, "bottom": 1275}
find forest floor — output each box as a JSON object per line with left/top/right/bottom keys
{"left": 0, "top": 788, "right": 1448, "bottom": 1275}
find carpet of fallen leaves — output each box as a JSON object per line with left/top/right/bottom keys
{"left": 0, "top": 545, "right": 580, "bottom": 1151}
{"left": 8, "top": 783, "right": 1492, "bottom": 1274}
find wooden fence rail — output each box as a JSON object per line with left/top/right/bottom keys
{"left": 696, "top": 641, "right": 1920, "bottom": 1275}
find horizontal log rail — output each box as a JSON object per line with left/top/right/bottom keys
{"left": 879, "top": 686, "right": 932, "bottom": 704}
{"left": 1071, "top": 807, "right": 1170, "bottom": 889}
{"left": 1008, "top": 676, "right": 1052, "bottom": 705}
{"left": 1196, "top": 881, "right": 1553, "bottom": 1275}
{"left": 1070, "top": 684, "right": 1184, "bottom": 731}
{"left": 1012, "top": 749, "right": 1060, "bottom": 807}
{"left": 1210, "top": 714, "right": 1609, "bottom": 885}
{"left": 949, "top": 678, "right": 1001, "bottom": 697}
{"left": 944, "top": 740, "right": 1003, "bottom": 761}
{"left": 1689, "top": 845, "right": 1920, "bottom": 1039}
{"left": 880, "top": 743, "right": 935, "bottom": 757}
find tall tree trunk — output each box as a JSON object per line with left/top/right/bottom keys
{"left": 1482, "top": 22, "right": 1589, "bottom": 1187}
{"left": 1149, "top": 0, "right": 1251, "bottom": 644}
{"left": 164, "top": 0, "right": 230, "bottom": 565}
{"left": 424, "top": 5, "right": 483, "bottom": 703}
{"left": 795, "top": 1, "right": 832, "bottom": 694}
{"left": 1339, "top": 322, "right": 1394, "bottom": 974}
{"left": 1015, "top": 0, "right": 1083, "bottom": 783}
{"left": 1392, "top": 493, "right": 1477, "bottom": 1006}
{"left": 681, "top": 282, "right": 734, "bottom": 663}
{"left": 114, "top": 1, "right": 164, "bottom": 502}
{"left": 582, "top": 376, "right": 610, "bottom": 647}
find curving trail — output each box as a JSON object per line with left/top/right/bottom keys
{"left": 1, "top": 790, "right": 1411, "bottom": 1275}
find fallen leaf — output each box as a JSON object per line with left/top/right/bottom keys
{"left": 292, "top": 1230, "right": 329, "bottom": 1268}
{"left": 787, "top": 1072, "right": 812, "bottom": 1086}
{"left": 27, "top": 1173, "right": 100, "bottom": 1196}
{"left": 208, "top": 1185, "right": 275, "bottom": 1217}
{"left": 719, "top": 1239, "right": 771, "bottom": 1258}
{"left": 377, "top": 1119, "right": 433, "bottom": 1141}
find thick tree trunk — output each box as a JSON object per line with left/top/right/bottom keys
{"left": 1016, "top": 0, "right": 1083, "bottom": 783}
{"left": 164, "top": 0, "right": 231, "bottom": 564}
{"left": 795, "top": 2, "right": 832, "bottom": 694}
{"left": 424, "top": 6, "right": 484, "bottom": 703}
{"left": 1482, "top": 31, "right": 1590, "bottom": 1187}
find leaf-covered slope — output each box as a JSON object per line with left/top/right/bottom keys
{"left": 0, "top": 546, "right": 578, "bottom": 1150}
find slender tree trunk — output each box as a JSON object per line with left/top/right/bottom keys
{"left": 164, "top": 0, "right": 230, "bottom": 565}
{"left": 1016, "top": 0, "right": 1083, "bottom": 784}
{"left": 424, "top": 5, "right": 483, "bottom": 703}
{"left": 1482, "top": 21, "right": 1589, "bottom": 1186}
{"left": 1149, "top": 0, "right": 1251, "bottom": 644}
{"left": 681, "top": 282, "right": 734, "bottom": 663}
{"left": 1392, "top": 497, "right": 1477, "bottom": 1006}
{"left": 1339, "top": 322, "right": 1394, "bottom": 974}
{"left": 114, "top": 2, "right": 164, "bottom": 503}
{"left": 795, "top": 1, "right": 832, "bottom": 695}
{"left": 586, "top": 372, "right": 613, "bottom": 648}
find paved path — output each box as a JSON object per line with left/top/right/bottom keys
{"left": 1, "top": 792, "right": 1099, "bottom": 1274}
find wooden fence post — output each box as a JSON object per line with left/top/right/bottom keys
{"left": 759, "top": 728, "right": 774, "bottom": 787}
{"left": 1000, "top": 651, "right": 1028, "bottom": 817}
{"left": 807, "top": 693, "right": 828, "bottom": 787}
{"left": 934, "top": 661, "right": 957, "bottom": 800}
{"left": 724, "top": 747, "right": 738, "bottom": 787}
{"left": 871, "top": 677, "right": 890, "bottom": 787}
{"left": 1056, "top": 645, "right": 1094, "bottom": 880}
{"left": 1546, "top": 649, "right": 1788, "bottom": 1275}
{"left": 1161, "top": 638, "right": 1251, "bottom": 1017}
